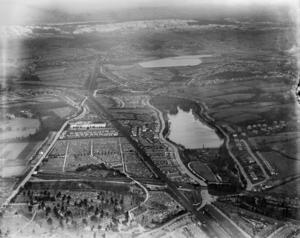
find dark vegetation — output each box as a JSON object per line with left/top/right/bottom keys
{"left": 151, "top": 96, "right": 245, "bottom": 192}
{"left": 219, "top": 193, "right": 300, "bottom": 221}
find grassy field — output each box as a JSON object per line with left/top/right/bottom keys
{"left": 268, "top": 178, "right": 300, "bottom": 197}
{"left": 189, "top": 161, "right": 217, "bottom": 182}
{"left": 0, "top": 118, "right": 40, "bottom": 140}
{"left": 49, "top": 107, "right": 74, "bottom": 119}
{"left": 260, "top": 151, "right": 299, "bottom": 179}
{"left": 0, "top": 142, "right": 39, "bottom": 177}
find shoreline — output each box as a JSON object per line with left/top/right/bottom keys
{"left": 146, "top": 98, "right": 207, "bottom": 187}
{"left": 149, "top": 96, "right": 249, "bottom": 189}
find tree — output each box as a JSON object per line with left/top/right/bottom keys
{"left": 95, "top": 207, "right": 99, "bottom": 216}
{"left": 59, "top": 219, "right": 64, "bottom": 229}
{"left": 53, "top": 206, "right": 60, "bottom": 219}
{"left": 90, "top": 215, "right": 98, "bottom": 223}
{"left": 82, "top": 218, "right": 88, "bottom": 226}
{"left": 65, "top": 210, "right": 73, "bottom": 218}
{"left": 88, "top": 205, "right": 94, "bottom": 213}
{"left": 45, "top": 206, "right": 51, "bottom": 216}
{"left": 47, "top": 217, "right": 53, "bottom": 226}
{"left": 56, "top": 191, "right": 61, "bottom": 198}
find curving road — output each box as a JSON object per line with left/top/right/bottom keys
{"left": 1, "top": 96, "right": 87, "bottom": 210}
{"left": 146, "top": 98, "right": 207, "bottom": 187}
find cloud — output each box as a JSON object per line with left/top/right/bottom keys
{"left": 0, "top": 0, "right": 297, "bottom": 25}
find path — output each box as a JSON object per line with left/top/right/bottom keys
{"left": 62, "top": 141, "right": 70, "bottom": 172}
{"left": 216, "top": 125, "right": 253, "bottom": 190}
{"left": 146, "top": 98, "right": 207, "bottom": 187}
{"left": 240, "top": 139, "right": 269, "bottom": 181}
{"left": 1, "top": 96, "right": 87, "bottom": 210}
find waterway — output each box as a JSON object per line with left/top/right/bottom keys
{"left": 167, "top": 107, "right": 223, "bottom": 149}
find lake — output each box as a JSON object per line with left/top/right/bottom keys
{"left": 139, "top": 55, "right": 211, "bottom": 68}
{"left": 167, "top": 107, "right": 223, "bottom": 149}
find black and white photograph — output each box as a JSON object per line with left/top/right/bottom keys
{"left": 0, "top": 0, "right": 300, "bottom": 237}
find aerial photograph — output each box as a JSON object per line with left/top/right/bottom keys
{"left": 0, "top": 0, "right": 300, "bottom": 237}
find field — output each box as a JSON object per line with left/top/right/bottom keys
{"left": 123, "top": 152, "right": 154, "bottom": 178}
{"left": 0, "top": 142, "right": 28, "bottom": 161}
{"left": 249, "top": 132, "right": 300, "bottom": 161}
{"left": 3, "top": 95, "right": 76, "bottom": 141}
{"left": 133, "top": 191, "right": 184, "bottom": 228}
{"left": 188, "top": 161, "right": 217, "bottom": 182}
{"left": 5, "top": 181, "right": 145, "bottom": 237}
{"left": 49, "top": 107, "right": 74, "bottom": 119}
{"left": 0, "top": 118, "right": 40, "bottom": 140}
{"left": 44, "top": 137, "right": 152, "bottom": 174}
{"left": 268, "top": 178, "right": 300, "bottom": 197}
{"left": 260, "top": 151, "right": 299, "bottom": 179}
{"left": 1, "top": 11, "right": 299, "bottom": 238}
{"left": 214, "top": 202, "right": 281, "bottom": 238}
{"left": 269, "top": 138, "right": 300, "bottom": 159}
{"left": 0, "top": 178, "right": 17, "bottom": 204}
{"left": 0, "top": 142, "right": 36, "bottom": 177}
{"left": 210, "top": 93, "right": 255, "bottom": 104}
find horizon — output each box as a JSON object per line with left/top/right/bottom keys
{"left": 0, "top": 0, "right": 297, "bottom": 25}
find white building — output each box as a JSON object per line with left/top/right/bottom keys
{"left": 69, "top": 121, "right": 107, "bottom": 130}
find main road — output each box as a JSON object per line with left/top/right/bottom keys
{"left": 0, "top": 96, "right": 87, "bottom": 210}
{"left": 88, "top": 61, "right": 250, "bottom": 238}
{"left": 88, "top": 95, "right": 236, "bottom": 238}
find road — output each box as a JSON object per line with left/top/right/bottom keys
{"left": 0, "top": 96, "right": 87, "bottom": 210}
{"left": 151, "top": 96, "right": 253, "bottom": 191}
{"left": 16, "top": 209, "right": 37, "bottom": 234}
{"left": 146, "top": 98, "right": 218, "bottom": 209}
{"left": 267, "top": 224, "right": 295, "bottom": 238}
{"left": 87, "top": 61, "right": 249, "bottom": 237}
{"left": 87, "top": 95, "right": 244, "bottom": 238}
{"left": 206, "top": 204, "right": 252, "bottom": 238}
{"left": 100, "top": 65, "right": 128, "bottom": 87}
{"left": 263, "top": 174, "right": 300, "bottom": 191}
{"left": 146, "top": 98, "right": 207, "bottom": 187}
{"left": 216, "top": 125, "right": 253, "bottom": 190}
{"left": 88, "top": 96, "right": 201, "bottom": 209}
{"left": 192, "top": 102, "right": 253, "bottom": 190}
{"left": 62, "top": 141, "right": 70, "bottom": 172}
{"left": 117, "top": 136, "right": 150, "bottom": 217}
{"left": 240, "top": 139, "right": 270, "bottom": 181}
{"left": 140, "top": 212, "right": 189, "bottom": 238}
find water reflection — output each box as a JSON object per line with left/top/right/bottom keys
{"left": 167, "top": 107, "right": 223, "bottom": 149}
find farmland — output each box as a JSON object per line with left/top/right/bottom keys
{"left": 268, "top": 178, "right": 300, "bottom": 197}
{"left": 260, "top": 152, "right": 298, "bottom": 179}
{"left": 0, "top": 6, "right": 299, "bottom": 238}
{"left": 0, "top": 118, "right": 40, "bottom": 140}
{"left": 0, "top": 142, "right": 28, "bottom": 177}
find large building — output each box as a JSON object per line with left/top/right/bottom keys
{"left": 69, "top": 121, "right": 107, "bottom": 130}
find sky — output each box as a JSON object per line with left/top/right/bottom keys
{"left": 0, "top": 0, "right": 298, "bottom": 25}
{"left": 5, "top": 0, "right": 297, "bottom": 11}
